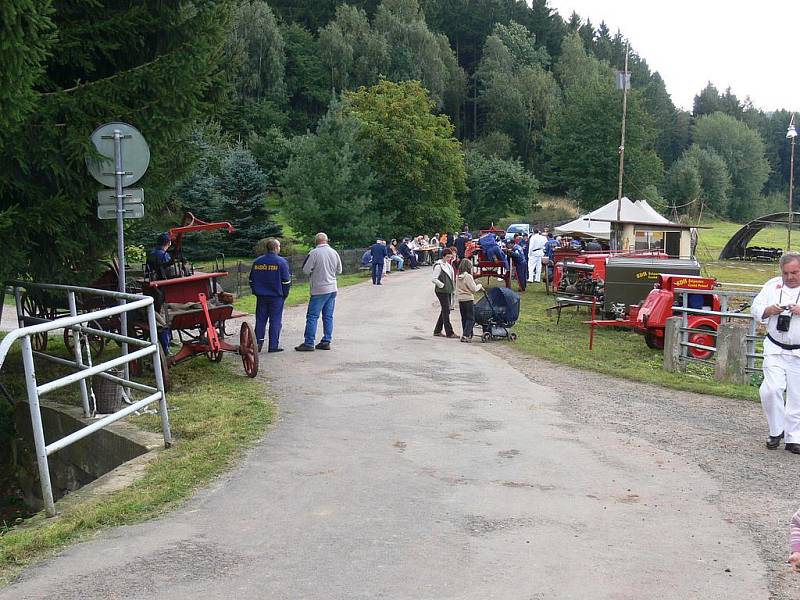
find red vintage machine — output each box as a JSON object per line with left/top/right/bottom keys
{"left": 465, "top": 226, "right": 511, "bottom": 288}
{"left": 141, "top": 213, "right": 258, "bottom": 378}
{"left": 588, "top": 274, "right": 720, "bottom": 359}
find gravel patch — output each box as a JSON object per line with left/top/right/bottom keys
{"left": 487, "top": 344, "right": 799, "bottom": 600}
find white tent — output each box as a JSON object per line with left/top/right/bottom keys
{"left": 554, "top": 197, "right": 669, "bottom": 239}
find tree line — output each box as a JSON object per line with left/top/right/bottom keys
{"left": 0, "top": 0, "right": 796, "bottom": 282}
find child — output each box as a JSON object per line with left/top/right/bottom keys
{"left": 456, "top": 258, "right": 482, "bottom": 342}
{"left": 790, "top": 507, "right": 800, "bottom": 571}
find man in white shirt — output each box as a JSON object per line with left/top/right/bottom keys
{"left": 527, "top": 229, "right": 548, "bottom": 283}
{"left": 751, "top": 252, "right": 800, "bottom": 453}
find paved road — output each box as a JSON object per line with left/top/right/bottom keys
{"left": 2, "top": 269, "right": 769, "bottom": 599}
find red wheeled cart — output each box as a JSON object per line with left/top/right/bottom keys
{"left": 145, "top": 272, "right": 258, "bottom": 378}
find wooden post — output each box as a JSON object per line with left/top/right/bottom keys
{"left": 714, "top": 323, "right": 748, "bottom": 385}
{"left": 663, "top": 317, "right": 683, "bottom": 372}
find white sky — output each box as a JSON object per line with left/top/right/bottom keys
{"left": 546, "top": 0, "right": 800, "bottom": 113}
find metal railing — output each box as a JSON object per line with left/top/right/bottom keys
{"left": 0, "top": 281, "right": 171, "bottom": 516}
{"left": 672, "top": 286, "right": 761, "bottom": 372}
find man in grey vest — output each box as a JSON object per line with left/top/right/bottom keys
{"left": 295, "top": 232, "right": 343, "bottom": 352}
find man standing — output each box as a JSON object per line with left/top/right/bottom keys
{"left": 510, "top": 234, "right": 527, "bottom": 292}
{"left": 295, "top": 232, "right": 343, "bottom": 352}
{"left": 370, "top": 239, "right": 388, "bottom": 285}
{"left": 527, "top": 228, "right": 547, "bottom": 283}
{"left": 249, "top": 238, "right": 291, "bottom": 353}
{"left": 751, "top": 252, "right": 800, "bottom": 454}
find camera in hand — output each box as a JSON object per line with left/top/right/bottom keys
{"left": 777, "top": 312, "right": 792, "bottom": 332}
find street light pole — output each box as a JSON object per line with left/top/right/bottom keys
{"left": 787, "top": 114, "right": 797, "bottom": 251}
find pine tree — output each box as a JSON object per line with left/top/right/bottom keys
{"left": 0, "top": 0, "right": 236, "bottom": 283}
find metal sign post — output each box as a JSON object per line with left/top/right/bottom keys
{"left": 87, "top": 122, "right": 150, "bottom": 391}
{"left": 112, "top": 129, "right": 130, "bottom": 384}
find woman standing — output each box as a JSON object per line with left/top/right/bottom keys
{"left": 432, "top": 248, "right": 457, "bottom": 338}
{"left": 455, "top": 258, "right": 483, "bottom": 342}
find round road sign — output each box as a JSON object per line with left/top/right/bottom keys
{"left": 86, "top": 122, "right": 150, "bottom": 188}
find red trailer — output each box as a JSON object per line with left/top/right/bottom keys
{"left": 140, "top": 213, "right": 258, "bottom": 378}
{"left": 588, "top": 274, "right": 720, "bottom": 359}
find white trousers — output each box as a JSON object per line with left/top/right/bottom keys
{"left": 528, "top": 251, "right": 543, "bottom": 282}
{"left": 760, "top": 353, "right": 800, "bottom": 443}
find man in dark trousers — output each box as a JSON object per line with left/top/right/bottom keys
{"left": 249, "top": 238, "right": 292, "bottom": 353}
{"left": 370, "top": 239, "right": 388, "bottom": 285}
{"left": 454, "top": 232, "right": 468, "bottom": 260}
{"left": 398, "top": 238, "right": 418, "bottom": 269}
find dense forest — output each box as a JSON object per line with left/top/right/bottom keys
{"left": 0, "top": 0, "right": 796, "bottom": 279}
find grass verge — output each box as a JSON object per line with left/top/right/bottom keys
{"left": 503, "top": 220, "right": 785, "bottom": 402}
{"left": 0, "top": 352, "right": 274, "bottom": 585}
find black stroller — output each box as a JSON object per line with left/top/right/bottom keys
{"left": 474, "top": 287, "right": 520, "bottom": 342}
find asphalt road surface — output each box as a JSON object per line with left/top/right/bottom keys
{"left": 2, "top": 269, "right": 774, "bottom": 599}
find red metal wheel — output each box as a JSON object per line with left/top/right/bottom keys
{"left": 688, "top": 325, "right": 716, "bottom": 360}
{"left": 240, "top": 322, "right": 259, "bottom": 378}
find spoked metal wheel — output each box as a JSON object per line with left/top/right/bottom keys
{"left": 482, "top": 332, "right": 492, "bottom": 343}
{"left": 64, "top": 320, "right": 106, "bottom": 359}
{"left": 240, "top": 322, "right": 259, "bottom": 378}
{"left": 21, "top": 293, "right": 49, "bottom": 351}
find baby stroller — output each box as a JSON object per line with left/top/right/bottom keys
{"left": 474, "top": 286, "right": 520, "bottom": 342}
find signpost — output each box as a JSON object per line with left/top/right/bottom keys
{"left": 87, "top": 122, "right": 150, "bottom": 387}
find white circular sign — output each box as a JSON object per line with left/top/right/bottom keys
{"left": 86, "top": 122, "right": 150, "bottom": 188}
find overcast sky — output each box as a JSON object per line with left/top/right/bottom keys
{"left": 546, "top": 0, "right": 800, "bottom": 114}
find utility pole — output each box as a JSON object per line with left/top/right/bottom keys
{"left": 614, "top": 43, "right": 629, "bottom": 250}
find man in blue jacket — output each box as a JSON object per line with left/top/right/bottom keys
{"left": 478, "top": 231, "right": 509, "bottom": 270}
{"left": 249, "top": 238, "right": 292, "bottom": 353}
{"left": 370, "top": 239, "right": 388, "bottom": 285}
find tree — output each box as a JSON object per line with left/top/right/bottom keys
{"left": 281, "top": 22, "right": 331, "bottom": 132}
{"left": 374, "top": 0, "right": 465, "bottom": 111}
{"left": 281, "top": 99, "right": 380, "bottom": 247}
{"left": 177, "top": 142, "right": 281, "bottom": 259}
{"left": 227, "top": 1, "right": 286, "bottom": 102}
{"left": 692, "top": 112, "right": 770, "bottom": 219}
{"left": 0, "top": 0, "right": 54, "bottom": 150}
{"left": 319, "top": 4, "right": 388, "bottom": 92}
{"left": 664, "top": 145, "right": 731, "bottom": 218}
{"left": 477, "top": 21, "right": 561, "bottom": 169}
{"left": 345, "top": 79, "right": 466, "bottom": 236}
{"left": 544, "top": 79, "right": 663, "bottom": 210}
{"left": 462, "top": 150, "right": 538, "bottom": 227}
{"left": 0, "top": 0, "right": 238, "bottom": 283}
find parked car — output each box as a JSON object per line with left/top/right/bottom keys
{"left": 504, "top": 223, "right": 531, "bottom": 242}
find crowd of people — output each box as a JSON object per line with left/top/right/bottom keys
{"left": 240, "top": 232, "right": 800, "bottom": 570}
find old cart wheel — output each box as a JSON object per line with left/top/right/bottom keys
{"left": 688, "top": 325, "right": 716, "bottom": 360}
{"left": 63, "top": 320, "right": 106, "bottom": 358}
{"left": 509, "top": 332, "right": 517, "bottom": 341}
{"left": 240, "top": 322, "right": 259, "bottom": 377}
{"left": 22, "top": 293, "right": 49, "bottom": 351}
{"left": 644, "top": 331, "right": 664, "bottom": 350}
{"left": 482, "top": 332, "right": 492, "bottom": 343}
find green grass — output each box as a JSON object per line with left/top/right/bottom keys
{"left": 234, "top": 271, "right": 371, "bottom": 313}
{"left": 506, "top": 218, "right": 787, "bottom": 402}
{"left": 0, "top": 343, "right": 274, "bottom": 584}
{"left": 509, "top": 284, "right": 757, "bottom": 400}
